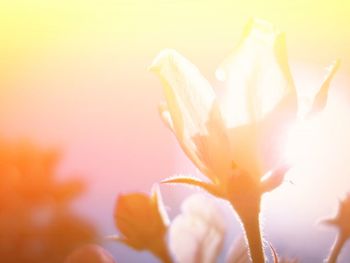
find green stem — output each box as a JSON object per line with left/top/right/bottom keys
{"left": 327, "top": 233, "right": 346, "bottom": 263}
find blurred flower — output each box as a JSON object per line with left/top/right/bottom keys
{"left": 322, "top": 193, "right": 350, "bottom": 263}
{"left": 169, "top": 194, "right": 225, "bottom": 263}
{"left": 111, "top": 186, "right": 172, "bottom": 263}
{"left": 64, "top": 244, "right": 115, "bottom": 263}
{"left": 150, "top": 18, "right": 339, "bottom": 202}
{"left": 0, "top": 139, "right": 97, "bottom": 263}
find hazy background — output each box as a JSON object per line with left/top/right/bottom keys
{"left": 1, "top": 0, "right": 350, "bottom": 262}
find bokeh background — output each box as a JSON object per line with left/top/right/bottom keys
{"left": 1, "top": 0, "right": 350, "bottom": 262}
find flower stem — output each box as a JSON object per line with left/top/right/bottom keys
{"left": 240, "top": 211, "right": 264, "bottom": 263}
{"left": 230, "top": 194, "right": 265, "bottom": 263}
{"left": 327, "top": 233, "right": 347, "bottom": 263}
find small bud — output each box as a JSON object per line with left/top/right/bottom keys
{"left": 113, "top": 187, "right": 168, "bottom": 251}
{"left": 111, "top": 186, "right": 173, "bottom": 263}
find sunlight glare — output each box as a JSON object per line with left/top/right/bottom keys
{"left": 285, "top": 119, "right": 316, "bottom": 166}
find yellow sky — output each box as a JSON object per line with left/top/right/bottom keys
{"left": 0, "top": 2, "right": 350, "bottom": 260}
{"left": 1, "top": 1, "right": 349, "bottom": 57}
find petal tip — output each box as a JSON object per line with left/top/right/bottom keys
{"left": 244, "top": 17, "right": 280, "bottom": 40}
{"left": 149, "top": 48, "right": 180, "bottom": 73}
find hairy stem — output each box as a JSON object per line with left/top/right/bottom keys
{"left": 230, "top": 194, "right": 265, "bottom": 263}
{"left": 240, "top": 211, "right": 264, "bottom": 263}
{"left": 327, "top": 233, "right": 346, "bottom": 263}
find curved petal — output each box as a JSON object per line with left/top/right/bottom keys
{"left": 158, "top": 101, "right": 210, "bottom": 175}
{"left": 151, "top": 185, "right": 170, "bottom": 226}
{"left": 150, "top": 49, "right": 216, "bottom": 175}
{"left": 192, "top": 101, "right": 233, "bottom": 183}
{"left": 217, "top": 19, "right": 297, "bottom": 177}
{"left": 217, "top": 18, "right": 297, "bottom": 128}
{"left": 307, "top": 59, "right": 340, "bottom": 117}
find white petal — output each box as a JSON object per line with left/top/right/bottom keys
{"left": 151, "top": 49, "right": 216, "bottom": 175}
{"left": 169, "top": 194, "right": 226, "bottom": 263}
{"left": 150, "top": 49, "right": 215, "bottom": 137}
{"left": 217, "top": 18, "right": 296, "bottom": 128}
{"left": 307, "top": 59, "right": 340, "bottom": 117}
{"left": 218, "top": 19, "right": 297, "bottom": 177}
{"left": 192, "top": 101, "right": 232, "bottom": 182}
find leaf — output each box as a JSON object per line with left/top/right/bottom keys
{"left": 162, "top": 176, "right": 223, "bottom": 198}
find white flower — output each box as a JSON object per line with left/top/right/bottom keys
{"left": 169, "top": 194, "right": 226, "bottom": 263}
{"left": 150, "top": 18, "right": 339, "bottom": 199}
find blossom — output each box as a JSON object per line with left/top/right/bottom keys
{"left": 169, "top": 194, "right": 226, "bottom": 263}
{"left": 111, "top": 186, "right": 172, "bottom": 262}
{"left": 150, "top": 18, "right": 339, "bottom": 200}
{"left": 150, "top": 18, "right": 339, "bottom": 263}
